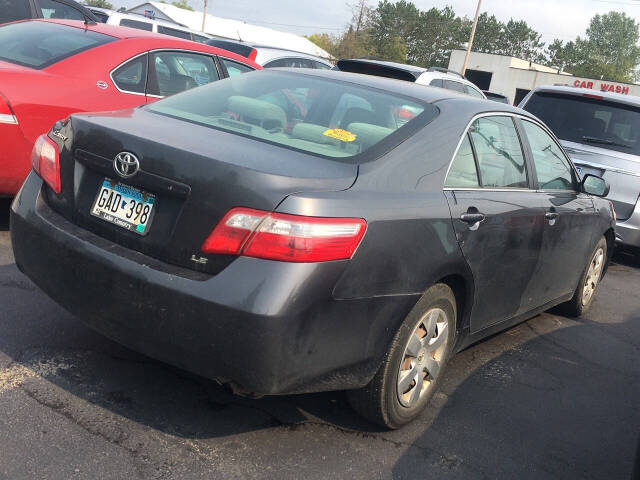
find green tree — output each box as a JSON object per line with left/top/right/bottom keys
{"left": 306, "top": 33, "right": 337, "bottom": 55}
{"left": 472, "top": 13, "right": 503, "bottom": 54}
{"left": 498, "top": 19, "right": 545, "bottom": 61}
{"left": 85, "top": 0, "right": 113, "bottom": 8}
{"left": 368, "top": 0, "right": 419, "bottom": 62}
{"left": 171, "top": 0, "right": 193, "bottom": 11}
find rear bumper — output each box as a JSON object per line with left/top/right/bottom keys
{"left": 615, "top": 199, "right": 640, "bottom": 248}
{"left": 11, "top": 173, "right": 416, "bottom": 394}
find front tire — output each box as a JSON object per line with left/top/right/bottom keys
{"left": 347, "top": 284, "right": 457, "bottom": 429}
{"left": 560, "top": 236, "right": 607, "bottom": 317}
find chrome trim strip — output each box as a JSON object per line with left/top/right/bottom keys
{"left": 572, "top": 159, "right": 640, "bottom": 178}
{"left": 0, "top": 113, "right": 17, "bottom": 124}
{"left": 443, "top": 187, "right": 533, "bottom": 192}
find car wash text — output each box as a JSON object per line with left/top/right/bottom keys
{"left": 573, "top": 80, "right": 630, "bottom": 95}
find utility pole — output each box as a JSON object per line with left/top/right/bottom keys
{"left": 201, "top": 0, "right": 208, "bottom": 31}
{"left": 462, "top": 0, "right": 482, "bottom": 76}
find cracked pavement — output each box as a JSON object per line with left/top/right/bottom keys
{"left": 0, "top": 201, "right": 638, "bottom": 479}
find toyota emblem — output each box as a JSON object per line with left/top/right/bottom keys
{"left": 113, "top": 152, "right": 140, "bottom": 178}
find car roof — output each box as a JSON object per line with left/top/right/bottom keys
{"left": 254, "top": 48, "right": 332, "bottom": 65}
{"left": 33, "top": 18, "right": 165, "bottom": 39}
{"left": 528, "top": 84, "right": 640, "bottom": 108}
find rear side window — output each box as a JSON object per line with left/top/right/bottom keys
{"left": 112, "top": 54, "right": 147, "bottom": 94}
{"left": 157, "top": 26, "right": 191, "bottom": 40}
{"left": 192, "top": 34, "right": 209, "bottom": 43}
{"left": 148, "top": 51, "right": 219, "bottom": 96}
{"left": 469, "top": 116, "right": 527, "bottom": 188}
{"left": 39, "top": 0, "right": 84, "bottom": 20}
{"left": 0, "top": 21, "right": 116, "bottom": 69}
{"left": 429, "top": 79, "right": 444, "bottom": 88}
{"left": 522, "top": 120, "right": 576, "bottom": 190}
{"left": 444, "top": 80, "right": 466, "bottom": 93}
{"left": 445, "top": 134, "right": 479, "bottom": 188}
{"left": 0, "top": 0, "right": 31, "bottom": 23}
{"left": 91, "top": 10, "right": 109, "bottom": 23}
{"left": 312, "top": 61, "right": 331, "bottom": 69}
{"left": 465, "top": 85, "right": 485, "bottom": 98}
{"left": 119, "top": 18, "right": 153, "bottom": 31}
{"left": 221, "top": 58, "right": 253, "bottom": 77}
{"left": 264, "top": 57, "right": 315, "bottom": 69}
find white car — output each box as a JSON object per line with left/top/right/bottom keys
{"left": 87, "top": 7, "right": 210, "bottom": 43}
{"left": 206, "top": 39, "right": 333, "bottom": 69}
{"left": 336, "top": 59, "right": 486, "bottom": 99}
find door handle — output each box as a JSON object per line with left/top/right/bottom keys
{"left": 460, "top": 213, "right": 486, "bottom": 224}
{"left": 545, "top": 212, "right": 559, "bottom": 220}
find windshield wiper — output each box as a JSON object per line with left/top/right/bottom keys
{"left": 582, "top": 136, "right": 631, "bottom": 149}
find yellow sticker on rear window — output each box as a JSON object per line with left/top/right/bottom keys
{"left": 323, "top": 128, "right": 357, "bottom": 142}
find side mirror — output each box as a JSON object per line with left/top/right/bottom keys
{"left": 581, "top": 174, "right": 610, "bottom": 197}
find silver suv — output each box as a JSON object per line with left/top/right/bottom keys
{"left": 520, "top": 85, "right": 640, "bottom": 252}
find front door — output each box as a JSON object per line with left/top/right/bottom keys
{"left": 444, "top": 115, "right": 544, "bottom": 332}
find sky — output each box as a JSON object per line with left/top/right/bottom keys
{"left": 115, "top": 0, "right": 640, "bottom": 44}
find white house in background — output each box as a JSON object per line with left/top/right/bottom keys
{"left": 127, "top": 2, "right": 331, "bottom": 59}
{"left": 448, "top": 49, "right": 640, "bottom": 105}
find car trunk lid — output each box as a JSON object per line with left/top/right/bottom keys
{"left": 48, "top": 108, "right": 358, "bottom": 274}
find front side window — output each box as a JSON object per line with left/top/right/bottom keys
{"left": 523, "top": 120, "right": 576, "bottom": 190}
{"left": 147, "top": 70, "right": 436, "bottom": 161}
{"left": 429, "top": 79, "right": 444, "bottom": 88}
{"left": 444, "top": 80, "right": 466, "bottom": 93}
{"left": 221, "top": 58, "right": 254, "bottom": 77}
{"left": 469, "top": 116, "right": 528, "bottom": 188}
{"left": 465, "top": 85, "right": 485, "bottom": 98}
{"left": 39, "top": 0, "right": 84, "bottom": 20}
{"left": 0, "top": 0, "right": 31, "bottom": 23}
{"left": 0, "top": 21, "right": 115, "bottom": 69}
{"left": 312, "top": 61, "right": 331, "bottom": 70}
{"left": 445, "top": 134, "right": 479, "bottom": 188}
{"left": 264, "top": 57, "right": 314, "bottom": 69}
{"left": 119, "top": 18, "right": 153, "bottom": 31}
{"left": 112, "top": 54, "right": 147, "bottom": 94}
{"left": 149, "top": 51, "right": 219, "bottom": 97}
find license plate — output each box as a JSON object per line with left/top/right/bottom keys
{"left": 91, "top": 179, "right": 156, "bottom": 235}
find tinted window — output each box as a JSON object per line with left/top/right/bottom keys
{"left": 149, "top": 51, "right": 218, "bottom": 96}
{"left": 429, "top": 79, "right": 443, "bottom": 88}
{"left": 0, "top": 0, "right": 31, "bottom": 23}
{"left": 90, "top": 10, "right": 109, "bottom": 23}
{"left": 523, "top": 92, "right": 640, "bottom": 156}
{"left": 264, "top": 57, "right": 314, "bottom": 69}
{"left": 39, "top": 0, "right": 84, "bottom": 20}
{"left": 444, "top": 80, "right": 466, "bottom": 93}
{"left": 112, "top": 54, "right": 147, "bottom": 94}
{"left": 523, "top": 120, "right": 576, "bottom": 190}
{"left": 148, "top": 70, "right": 434, "bottom": 161}
{"left": 0, "top": 21, "right": 115, "bottom": 69}
{"left": 445, "top": 134, "right": 479, "bottom": 188}
{"left": 206, "top": 39, "right": 255, "bottom": 58}
{"left": 312, "top": 61, "right": 331, "bottom": 70}
{"left": 119, "top": 18, "right": 153, "bottom": 31}
{"left": 469, "top": 116, "right": 528, "bottom": 188}
{"left": 192, "top": 34, "right": 209, "bottom": 44}
{"left": 465, "top": 85, "right": 485, "bottom": 98}
{"left": 221, "top": 58, "right": 253, "bottom": 77}
{"left": 157, "top": 25, "right": 191, "bottom": 40}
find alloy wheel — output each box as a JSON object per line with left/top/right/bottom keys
{"left": 396, "top": 308, "right": 449, "bottom": 408}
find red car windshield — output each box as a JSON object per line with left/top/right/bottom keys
{"left": 0, "top": 21, "right": 116, "bottom": 69}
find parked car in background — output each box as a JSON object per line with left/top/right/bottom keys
{"left": 12, "top": 68, "right": 614, "bottom": 429}
{"left": 0, "top": 19, "right": 258, "bottom": 196}
{"left": 86, "top": 8, "right": 211, "bottom": 43}
{"left": 0, "top": 0, "right": 97, "bottom": 23}
{"left": 206, "top": 38, "right": 333, "bottom": 69}
{"left": 335, "top": 59, "right": 486, "bottom": 99}
{"left": 520, "top": 85, "right": 640, "bottom": 254}
{"left": 483, "top": 91, "right": 510, "bottom": 104}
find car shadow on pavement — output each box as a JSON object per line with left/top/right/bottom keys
{"left": 0, "top": 198, "right": 10, "bottom": 231}
{"left": 0, "top": 257, "right": 638, "bottom": 478}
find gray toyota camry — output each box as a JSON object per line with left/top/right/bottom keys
{"left": 11, "top": 69, "right": 615, "bottom": 428}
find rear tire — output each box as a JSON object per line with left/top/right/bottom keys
{"left": 559, "top": 236, "right": 607, "bottom": 318}
{"left": 347, "top": 283, "right": 457, "bottom": 429}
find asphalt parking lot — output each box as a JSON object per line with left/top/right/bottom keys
{"left": 0, "top": 199, "right": 638, "bottom": 480}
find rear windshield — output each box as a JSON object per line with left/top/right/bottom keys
{"left": 524, "top": 92, "right": 640, "bottom": 155}
{"left": 0, "top": 21, "right": 116, "bottom": 69}
{"left": 147, "top": 70, "right": 436, "bottom": 161}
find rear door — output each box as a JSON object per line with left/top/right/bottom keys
{"left": 444, "top": 114, "right": 544, "bottom": 332}
{"left": 518, "top": 118, "right": 596, "bottom": 301}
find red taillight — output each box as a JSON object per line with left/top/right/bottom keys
{"left": 0, "top": 93, "right": 17, "bottom": 124}
{"left": 30, "top": 134, "right": 61, "bottom": 194}
{"left": 202, "top": 207, "right": 367, "bottom": 262}
{"left": 583, "top": 93, "right": 603, "bottom": 100}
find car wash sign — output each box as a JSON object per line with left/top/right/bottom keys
{"left": 573, "top": 79, "right": 630, "bottom": 95}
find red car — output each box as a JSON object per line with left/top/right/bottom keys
{"left": 0, "top": 19, "right": 259, "bottom": 196}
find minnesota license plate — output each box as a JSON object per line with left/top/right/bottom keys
{"left": 91, "top": 179, "right": 156, "bottom": 235}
